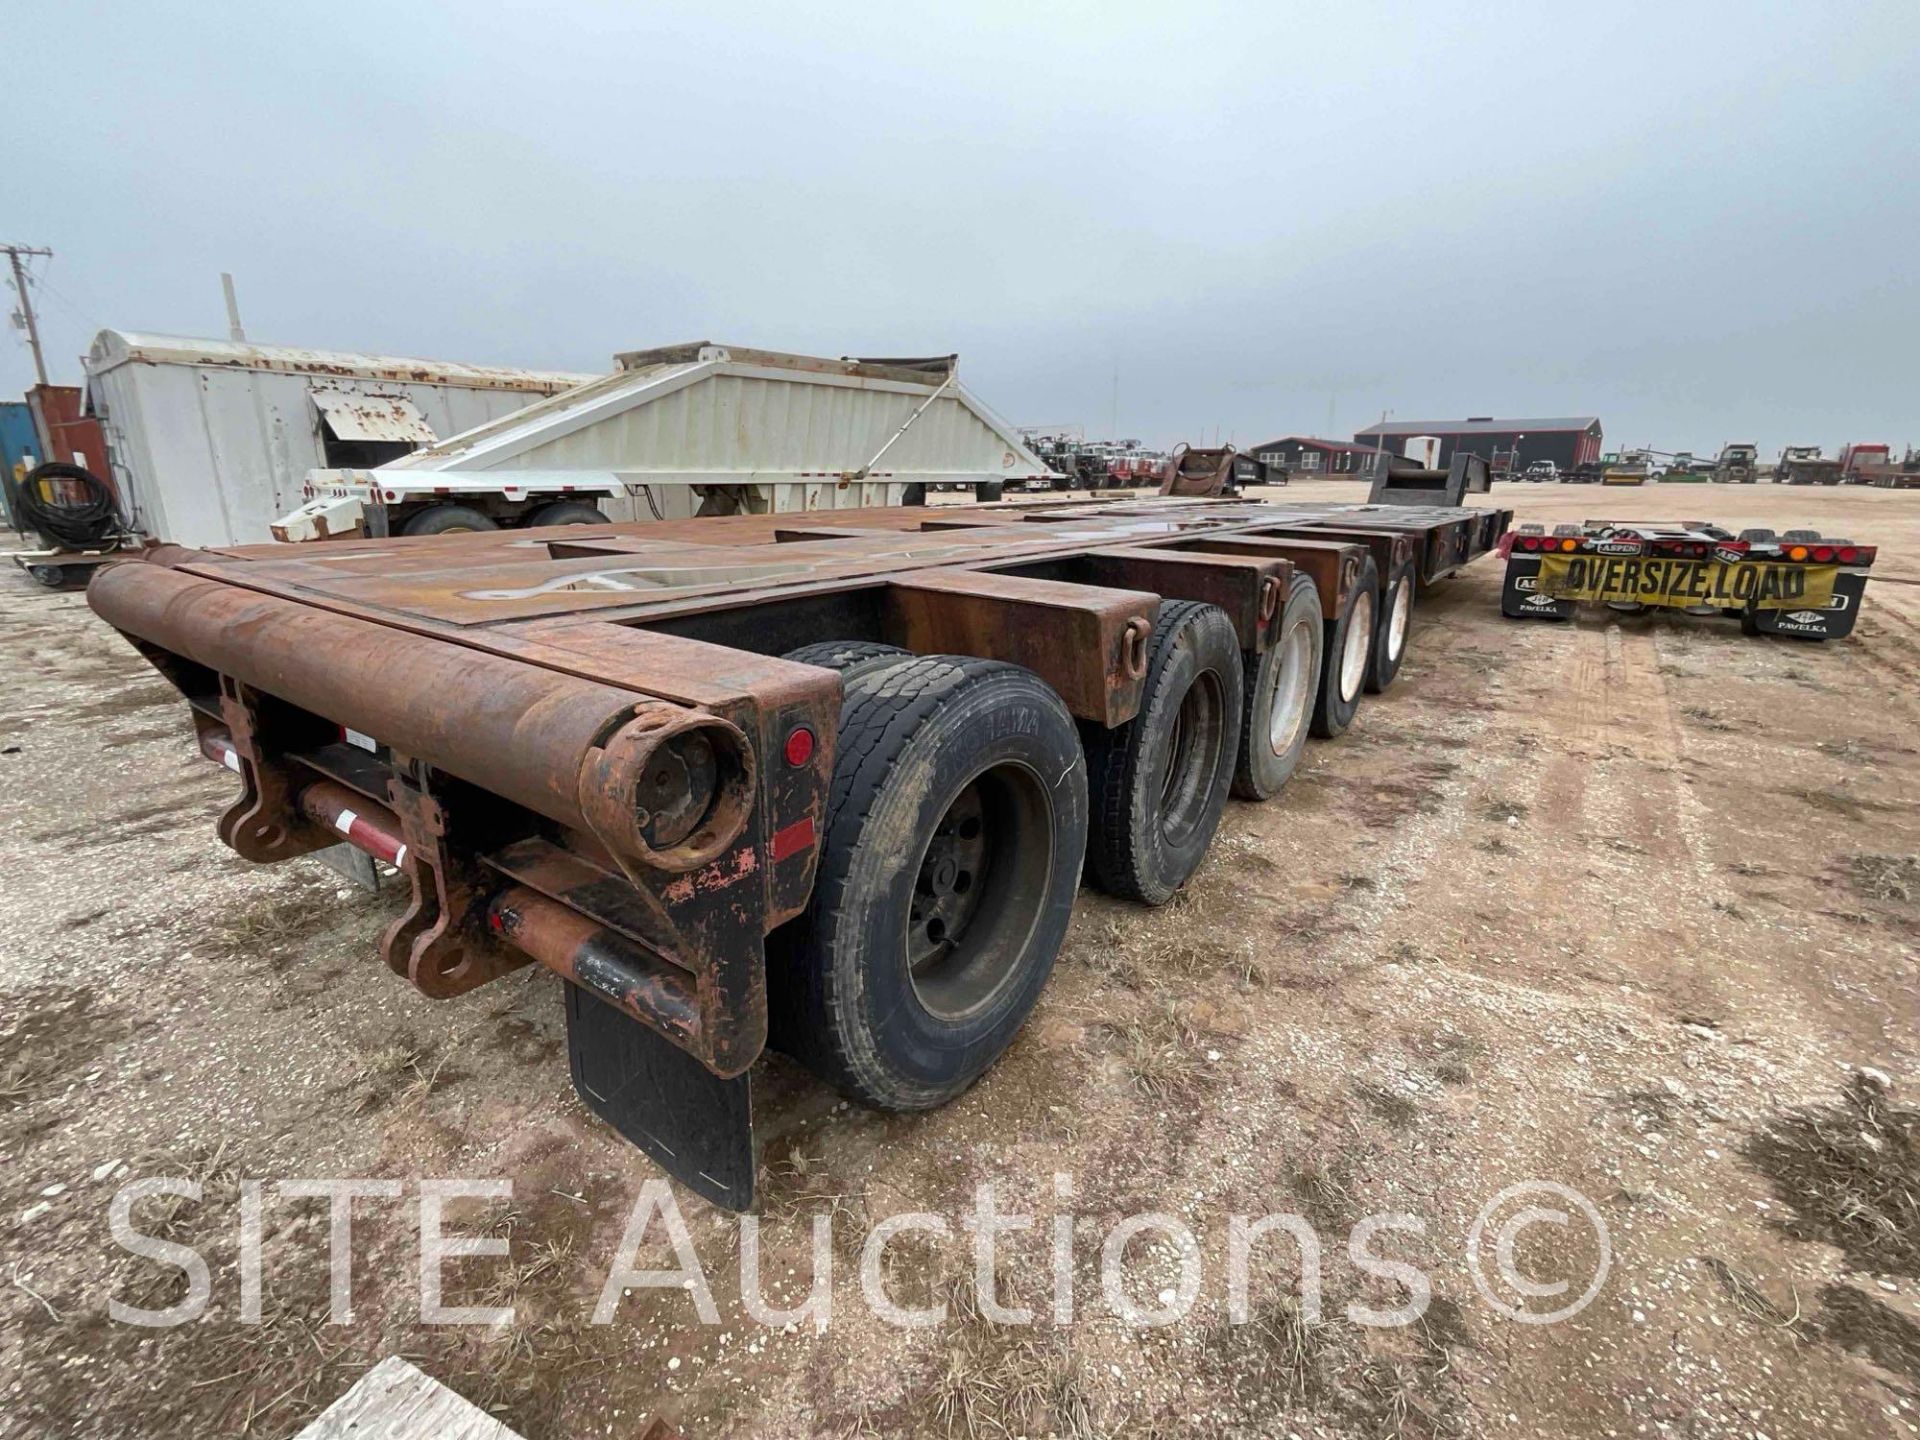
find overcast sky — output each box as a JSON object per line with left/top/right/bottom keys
{"left": 5, "top": 1, "right": 1915, "bottom": 457}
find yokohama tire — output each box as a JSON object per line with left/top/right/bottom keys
{"left": 1310, "top": 555, "right": 1379, "bottom": 739}
{"left": 1367, "top": 559, "right": 1416, "bottom": 694}
{"left": 769, "top": 656, "right": 1088, "bottom": 1110}
{"left": 782, "top": 640, "right": 914, "bottom": 686}
{"left": 1232, "top": 574, "right": 1323, "bottom": 800}
{"left": 1083, "top": 600, "right": 1244, "bottom": 904}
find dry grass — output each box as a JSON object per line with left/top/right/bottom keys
{"left": 1699, "top": 1256, "right": 1812, "bottom": 1337}
{"left": 1095, "top": 997, "right": 1210, "bottom": 1103}
{"left": 1201, "top": 1283, "right": 1467, "bottom": 1439}
{"left": 1845, "top": 853, "right": 1920, "bottom": 904}
{"left": 209, "top": 879, "right": 360, "bottom": 969}
{"left": 341, "top": 1032, "right": 463, "bottom": 1115}
{"left": 1815, "top": 1283, "right": 1920, "bottom": 1385}
{"left": 930, "top": 1274, "right": 1098, "bottom": 1440}
{"left": 1742, "top": 1071, "right": 1920, "bottom": 1277}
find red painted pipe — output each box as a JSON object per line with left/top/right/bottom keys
{"left": 200, "top": 728, "right": 409, "bottom": 868}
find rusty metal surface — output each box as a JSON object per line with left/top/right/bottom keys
{"left": 91, "top": 493, "right": 1506, "bottom": 1089}
{"left": 1159, "top": 446, "right": 1239, "bottom": 498}
{"left": 309, "top": 390, "right": 439, "bottom": 444}
{"left": 881, "top": 568, "right": 1156, "bottom": 724}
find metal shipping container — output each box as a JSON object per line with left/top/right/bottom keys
{"left": 83, "top": 330, "right": 597, "bottom": 548}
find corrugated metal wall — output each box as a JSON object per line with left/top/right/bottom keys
{"left": 502, "top": 373, "right": 1014, "bottom": 479}
{"left": 89, "top": 364, "right": 573, "bottom": 547}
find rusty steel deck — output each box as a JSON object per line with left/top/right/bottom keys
{"left": 89, "top": 494, "right": 1507, "bottom": 1206}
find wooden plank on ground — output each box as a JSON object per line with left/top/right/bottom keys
{"left": 296, "top": 1356, "right": 525, "bottom": 1440}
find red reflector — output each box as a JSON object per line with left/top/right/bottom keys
{"left": 770, "top": 816, "right": 815, "bottom": 863}
{"left": 1839, "top": 547, "right": 1859, "bottom": 563}
{"left": 783, "top": 727, "right": 816, "bottom": 767}
{"left": 1812, "top": 546, "right": 1833, "bottom": 561}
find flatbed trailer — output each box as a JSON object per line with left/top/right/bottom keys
{"left": 1499, "top": 519, "right": 1877, "bottom": 639}
{"left": 87, "top": 495, "right": 1508, "bottom": 1209}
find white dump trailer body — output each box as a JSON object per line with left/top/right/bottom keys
{"left": 1403, "top": 435, "right": 1442, "bottom": 469}
{"left": 273, "top": 342, "right": 1054, "bottom": 540}
{"left": 84, "top": 330, "right": 595, "bottom": 548}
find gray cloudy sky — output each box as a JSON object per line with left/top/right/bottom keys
{"left": 6, "top": 1, "right": 1916, "bottom": 457}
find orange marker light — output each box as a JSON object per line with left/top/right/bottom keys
{"left": 1787, "top": 545, "right": 1809, "bottom": 561}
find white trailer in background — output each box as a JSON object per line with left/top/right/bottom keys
{"left": 83, "top": 330, "right": 596, "bottom": 548}
{"left": 1403, "top": 435, "right": 1442, "bottom": 469}
{"left": 272, "top": 343, "right": 1054, "bottom": 540}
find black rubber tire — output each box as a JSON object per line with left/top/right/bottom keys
{"left": 769, "top": 656, "right": 1088, "bottom": 1110}
{"left": 1310, "top": 555, "right": 1379, "bottom": 739}
{"left": 27, "top": 564, "right": 67, "bottom": 588}
{"left": 1367, "top": 559, "right": 1417, "bottom": 694}
{"left": 975, "top": 481, "right": 1006, "bottom": 503}
{"left": 1232, "top": 574, "right": 1323, "bottom": 800}
{"left": 525, "top": 499, "right": 612, "bottom": 527}
{"left": 781, "top": 640, "right": 913, "bottom": 687}
{"left": 1083, "top": 600, "right": 1243, "bottom": 905}
{"left": 401, "top": 503, "right": 499, "bottom": 536}
{"left": 901, "top": 483, "right": 928, "bottom": 506}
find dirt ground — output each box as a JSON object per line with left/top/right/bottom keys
{"left": 3, "top": 480, "right": 1917, "bottom": 1440}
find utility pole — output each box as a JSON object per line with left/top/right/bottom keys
{"left": 4, "top": 243, "right": 53, "bottom": 386}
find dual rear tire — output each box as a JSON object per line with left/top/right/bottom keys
{"left": 770, "top": 650, "right": 1087, "bottom": 1111}
{"left": 771, "top": 572, "right": 1395, "bottom": 1111}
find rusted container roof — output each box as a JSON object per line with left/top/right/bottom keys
{"left": 86, "top": 329, "right": 599, "bottom": 394}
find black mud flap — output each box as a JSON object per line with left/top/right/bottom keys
{"left": 565, "top": 983, "right": 756, "bottom": 1212}
{"left": 1745, "top": 570, "right": 1868, "bottom": 641}
{"left": 1500, "top": 556, "right": 1576, "bottom": 620}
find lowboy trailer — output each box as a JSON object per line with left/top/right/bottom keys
{"left": 88, "top": 495, "right": 1508, "bottom": 1209}
{"left": 1500, "top": 520, "right": 1877, "bottom": 639}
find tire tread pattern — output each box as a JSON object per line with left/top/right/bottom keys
{"left": 1083, "top": 600, "right": 1238, "bottom": 903}
{"left": 783, "top": 656, "right": 1050, "bottom": 1107}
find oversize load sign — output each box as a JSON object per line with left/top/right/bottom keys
{"left": 1536, "top": 555, "right": 1838, "bottom": 611}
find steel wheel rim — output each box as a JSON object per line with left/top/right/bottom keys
{"left": 1385, "top": 576, "right": 1411, "bottom": 662}
{"left": 1339, "top": 591, "right": 1374, "bottom": 703}
{"left": 1157, "top": 669, "right": 1226, "bottom": 847}
{"left": 1266, "top": 618, "right": 1313, "bottom": 756}
{"left": 905, "top": 762, "right": 1052, "bottom": 1022}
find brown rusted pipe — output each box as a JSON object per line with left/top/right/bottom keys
{"left": 202, "top": 726, "right": 410, "bottom": 866}
{"left": 92, "top": 561, "right": 709, "bottom": 842}
{"left": 298, "top": 780, "right": 409, "bottom": 868}
{"left": 486, "top": 884, "right": 706, "bottom": 1056}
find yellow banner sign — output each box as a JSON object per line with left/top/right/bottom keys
{"left": 1536, "top": 554, "right": 1838, "bottom": 611}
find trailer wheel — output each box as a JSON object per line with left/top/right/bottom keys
{"left": 525, "top": 499, "right": 612, "bottom": 527}
{"left": 1083, "top": 600, "right": 1243, "bottom": 904}
{"left": 771, "top": 656, "right": 1087, "bottom": 1110}
{"left": 1232, "top": 574, "right": 1323, "bottom": 800}
{"left": 1310, "top": 555, "right": 1379, "bottom": 739}
{"left": 1366, "top": 559, "right": 1416, "bottom": 694}
{"left": 781, "top": 640, "right": 913, "bottom": 686}
{"left": 27, "top": 564, "right": 66, "bottom": 588}
{"left": 401, "top": 503, "right": 499, "bottom": 536}
{"left": 975, "top": 481, "right": 1005, "bottom": 503}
